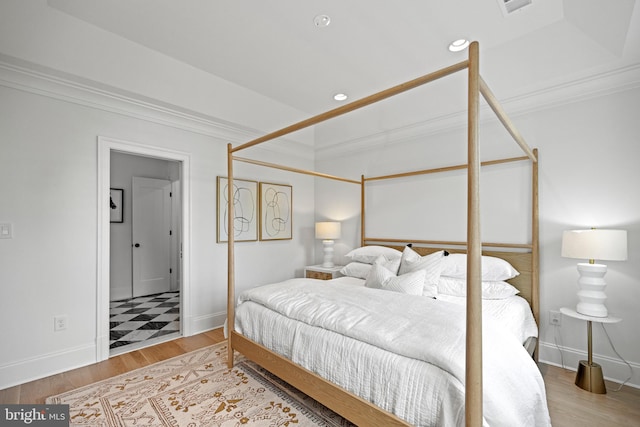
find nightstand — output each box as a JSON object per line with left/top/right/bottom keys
{"left": 304, "top": 265, "right": 343, "bottom": 280}
{"left": 560, "top": 307, "right": 621, "bottom": 394}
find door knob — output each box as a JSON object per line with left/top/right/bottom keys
{"left": 134, "top": 243, "right": 140, "bottom": 247}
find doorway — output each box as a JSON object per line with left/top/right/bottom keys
{"left": 109, "top": 155, "right": 180, "bottom": 354}
{"left": 97, "top": 137, "right": 192, "bottom": 362}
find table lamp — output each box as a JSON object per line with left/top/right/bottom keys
{"left": 315, "top": 222, "right": 341, "bottom": 268}
{"left": 561, "top": 229, "right": 627, "bottom": 317}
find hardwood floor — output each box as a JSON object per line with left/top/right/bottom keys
{"left": 540, "top": 362, "right": 640, "bottom": 427}
{"left": 0, "top": 329, "right": 225, "bottom": 405}
{"left": 1, "top": 328, "right": 638, "bottom": 426}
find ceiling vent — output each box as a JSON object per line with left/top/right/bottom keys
{"left": 498, "top": 0, "right": 532, "bottom": 15}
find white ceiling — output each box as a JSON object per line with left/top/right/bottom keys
{"left": 47, "top": 0, "right": 639, "bottom": 147}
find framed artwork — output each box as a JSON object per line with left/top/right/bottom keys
{"left": 217, "top": 177, "right": 258, "bottom": 242}
{"left": 259, "top": 182, "right": 292, "bottom": 241}
{"left": 110, "top": 188, "right": 124, "bottom": 223}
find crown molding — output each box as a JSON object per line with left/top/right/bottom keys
{"left": 0, "top": 54, "right": 314, "bottom": 161}
{"left": 2, "top": 53, "right": 637, "bottom": 163}
{"left": 315, "top": 62, "right": 640, "bottom": 160}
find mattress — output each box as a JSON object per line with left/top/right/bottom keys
{"left": 235, "top": 277, "right": 550, "bottom": 427}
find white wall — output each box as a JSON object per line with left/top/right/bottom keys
{"left": 315, "top": 87, "right": 640, "bottom": 387}
{"left": 0, "top": 0, "right": 311, "bottom": 141}
{"left": 0, "top": 82, "right": 315, "bottom": 389}
{"left": 0, "top": 0, "right": 318, "bottom": 389}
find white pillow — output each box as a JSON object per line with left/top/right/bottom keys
{"left": 437, "top": 276, "right": 520, "bottom": 299}
{"left": 339, "top": 262, "right": 372, "bottom": 279}
{"left": 398, "top": 247, "right": 444, "bottom": 297}
{"left": 345, "top": 245, "right": 402, "bottom": 264}
{"left": 440, "top": 254, "right": 520, "bottom": 281}
{"left": 373, "top": 254, "right": 401, "bottom": 275}
{"left": 365, "top": 264, "right": 425, "bottom": 295}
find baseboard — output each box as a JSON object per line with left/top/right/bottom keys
{"left": 0, "top": 312, "right": 227, "bottom": 391}
{"left": 189, "top": 311, "right": 226, "bottom": 336}
{"left": 0, "top": 343, "right": 95, "bottom": 391}
{"left": 538, "top": 340, "right": 640, "bottom": 389}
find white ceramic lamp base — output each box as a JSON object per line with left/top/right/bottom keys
{"left": 322, "top": 240, "right": 335, "bottom": 268}
{"left": 575, "top": 262, "right": 608, "bottom": 318}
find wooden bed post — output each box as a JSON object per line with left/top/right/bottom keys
{"left": 227, "top": 143, "right": 235, "bottom": 368}
{"left": 532, "top": 148, "right": 540, "bottom": 360}
{"left": 360, "top": 175, "right": 365, "bottom": 247}
{"left": 466, "top": 41, "right": 483, "bottom": 427}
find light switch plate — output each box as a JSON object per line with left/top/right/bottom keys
{"left": 0, "top": 223, "right": 12, "bottom": 239}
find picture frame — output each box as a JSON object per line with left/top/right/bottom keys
{"left": 259, "top": 182, "right": 292, "bottom": 241}
{"left": 110, "top": 188, "right": 124, "bottom": 223}
{"left": 217, "top": 177, "right": 258, "bottom": 243}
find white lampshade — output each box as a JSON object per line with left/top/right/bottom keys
{"left": 315, "top": 222, "right": 341, "bottom": 240}
{"left": 561, "top": 229, "right": 627, "bottom": 318}
{"left": 562, "top": 229, "right": 627, "bottom": 261}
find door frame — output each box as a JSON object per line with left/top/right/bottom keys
{"left": 97, "top": 136, "right": 192, "bottom": 362}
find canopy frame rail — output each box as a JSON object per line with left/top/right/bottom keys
{"left": 479, "top": 77, "right": 536, "bottom": 162}
{"left": 233, "top": 155, "right": 361, "bottom": 185}
{"left": 364, "top": 155, "right": 531, "bottom": 182}
{"left": 231, "top": 60, "right": 469, "bottom": 154}
{"left": 226, "top": 41, "right": 538, "bottom": 427}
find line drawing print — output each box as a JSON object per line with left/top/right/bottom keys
{"left": 217, "top": 177, "right": 257, "bottom": 242}
{"left": 260, "top": 183, "right": 292, "bottom": 240}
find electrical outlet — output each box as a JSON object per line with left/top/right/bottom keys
{"left": 549, "top": 310, "right": 561, "bottom": 326}
{"left": 54, "top": 315, "right": 68, "bottom": 331}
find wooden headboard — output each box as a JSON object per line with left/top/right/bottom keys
{"left": 374, "top": 244, "right": 536, "bottom": 314}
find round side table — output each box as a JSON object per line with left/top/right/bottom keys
{"left": 560, "top": 307, "right": 621, "bottom": 394}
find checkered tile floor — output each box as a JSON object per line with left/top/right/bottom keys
{"left": 109, "top": 291, "right": 180, "bottom": 351}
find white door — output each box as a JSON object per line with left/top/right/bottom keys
{"left": 132, "top": 177, "right": 172, "bottom": 297}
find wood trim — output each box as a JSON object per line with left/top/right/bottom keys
{"left": 360, "top": 175, "right": 366, "bottom": 247}
{"left": 532, "top": 148, "right": 540, "bottom": 360}
{"left": 226, "top": 143, "right": 235, "bottom": 368}
{"left": 364, "top": 155, "right": 529, "bottom": 182}
{"left": 362, "top": 238, "right": 532, "bottom": 250}
{"left": 466, "top": 40, "right": 483, "bottom": 427}
{"left": 230, "top": 331, "right": 411, "bottom": 427}
{"left": 234, "top": 156, "right": 360, "bottom": 184}
{"left": 479, "top": 77, "right": 537, "bottom": 162}
{"left": 231, "top": 60, "right": 469, "bottom": 153}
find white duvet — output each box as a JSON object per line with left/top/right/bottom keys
{"left": 236, "top": 278, "right": 551, "bottom": 427}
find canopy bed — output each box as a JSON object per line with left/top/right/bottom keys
{"left": 225, "top": 42, "right": 547, "bottom": 426}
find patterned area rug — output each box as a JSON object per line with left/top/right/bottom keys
{"left": 46, "top": 343, "right": 354, "bottom": 426}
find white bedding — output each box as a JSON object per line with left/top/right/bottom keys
{"left": 435, "top": 293, "right": 539, "bottom": 349}
{"left": 235, "top": 277, "right": 551, "bottom": 427}
{"left": 326, "top": 277, "right": 538, "bottom": 349}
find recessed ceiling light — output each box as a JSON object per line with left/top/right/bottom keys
{"left": 448, "top": 39, "right": 470, "bottom": 52}
{"left": 333, "top": 93, "right": 348, "bottom": 101}
{"left": 314, "top": 14, "right": 331, "bottom": 28}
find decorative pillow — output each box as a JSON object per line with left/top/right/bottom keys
{"left": 440, "top": 254, "right": 520, "bottom": 281}
{"left": 398, "top": 247, "right": 445, "bottom": 297}
{"left": 437, "top": 276, "right": 520, "bottom": 299}
{"left": 340, "top": 262, "right": 372, "bottom": 279}
{"left": 373, "top": 255, "right": 401, "bottom": 275}
{"left": 365, "top": 264, "right": 425, "bottom": 295}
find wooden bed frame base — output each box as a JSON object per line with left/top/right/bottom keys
{"left": 226, "top": 41, "right": 539, "bottom": 426}
{"left": 230, "top": 331, "right": 411, "bottom": 426}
